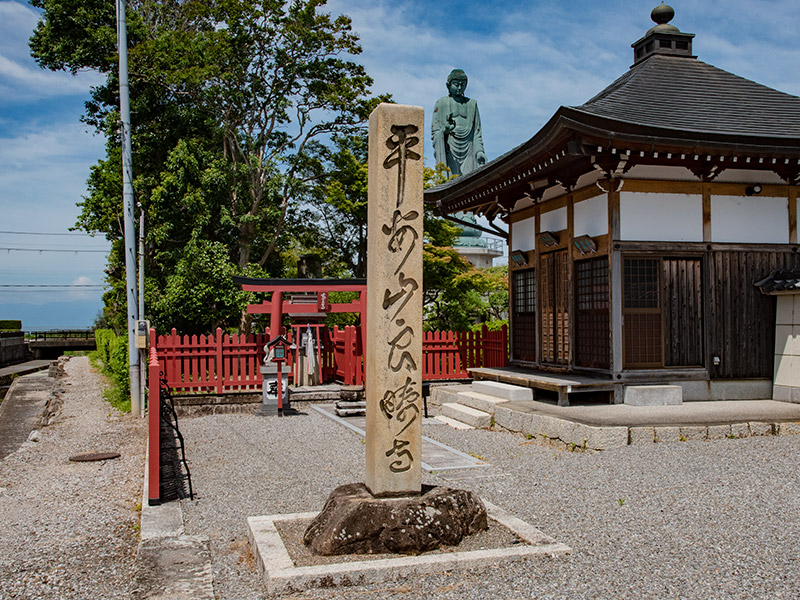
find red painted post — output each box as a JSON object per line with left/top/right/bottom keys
{"left": 270, "top": 292, "right": 282, "bottom": 336}
{"left": 276, "top": 360, "right": 284, "bottom": 415}
{"left": 502, "top": 324, "right": 509, "bottom": 366}
{"left": 345, "top": 326, "right": 354, "bottom": 385}
{"left": 147, "top": 333, "right": 161, "bottom": 506}
{"left": 482, "top": 324, "right": 489, "bottom": 367}
{"left": 215, "top": 327, "right": 224, "bottom": 393}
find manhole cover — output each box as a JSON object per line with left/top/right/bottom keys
{"left": 69, "top": 452, "right": 121, "bottom": 462}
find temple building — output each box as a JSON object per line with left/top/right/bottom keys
{"left": 425, "top": 5, "right": 800, "bottom": 403}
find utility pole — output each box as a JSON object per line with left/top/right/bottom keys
{"left": 138, "top": 207, "right": 146, "bottom": 416}
{"left": 116, "top": 0, "right": 141, "bottom": 417}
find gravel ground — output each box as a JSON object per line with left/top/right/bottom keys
{"left": 0, "top": 356, "right": 146, "bottom": 600}
{"left": 179, "top": 404, "right": 800, "bottom": 600}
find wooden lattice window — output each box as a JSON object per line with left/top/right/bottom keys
{"left": 623, "top": 257, "right": 662, "bottom": 368}
{"left": 512, "top": 268, "right": 536, "bottom": 362}
{"left": 575, "top": 257, "right": 610, "bottom": 369}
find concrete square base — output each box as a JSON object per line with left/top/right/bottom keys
{"left": 624, "top": 385, "right": 682, "bottom": 406}
{"left": 247, "top": 500, "right": 570, "bottom": 595}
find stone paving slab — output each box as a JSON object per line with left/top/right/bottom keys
{"left": 0, "top": 371, "right": 54, "bottom": 460}
{"left": 0, "top": 359, "right": 52, "bottom": 387}
{"left": 311, "top": 404, "right": 489, "bottom": 471}
{"left": 247, "top": 500, "right": 571, "bottom": 596}
{"left": 134, "top": 454, "right": 215, "bottom": 600}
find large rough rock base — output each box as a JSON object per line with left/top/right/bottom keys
{"left": 303, "top": 483, "right": 487, "bottom": 556}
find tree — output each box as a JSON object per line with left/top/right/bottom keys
{"left": 301, "top": 134, "right": 369, "bottom": 277}
{"left": 30, "top": 0, "right": 381, "bottom": 333}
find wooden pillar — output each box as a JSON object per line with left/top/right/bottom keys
{"left": 607, "top": 181, "right": 624, "bottom": 402}
{"left": 702, "top": 183, "right": 712, "bottom": 242}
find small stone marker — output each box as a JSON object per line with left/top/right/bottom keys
{"left": 365, "top": 103, "right": 424, "bottom": 497}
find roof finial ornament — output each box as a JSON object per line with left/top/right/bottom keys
{"left": 651, "top": 2, "right": 675, "bottom": 26}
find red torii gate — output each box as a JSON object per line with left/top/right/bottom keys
{"left": 233, "top": 276, "right": 367, "bottom": 356}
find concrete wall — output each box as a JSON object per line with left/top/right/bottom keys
{"left": 0, "top": 334, "right": 29, "bottom": 367}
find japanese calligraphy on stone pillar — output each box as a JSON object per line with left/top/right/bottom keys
{"left": 365, "top": 104, "right": 424, "bottom": 497}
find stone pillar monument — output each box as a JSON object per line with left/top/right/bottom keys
{"left": 365, "top": 103, "right": 424, "bottom": 497}
{"left": 303, "top": 104, "right": 487, "bottom": 557}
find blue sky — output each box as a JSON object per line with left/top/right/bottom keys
{"left": 1, "top": 0, "right": 799, "bottom": 329}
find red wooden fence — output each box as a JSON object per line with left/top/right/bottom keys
{"left": 155, "top": 327, "right": 271, "bottom": 394}
{"left": 153, "top": 324, "right": 507, "bottom": 392}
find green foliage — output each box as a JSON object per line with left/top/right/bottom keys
{"left": 30, "top": 0, "right": 382, "bottom": 334}
{"left": 0, "top": 320, "right": 22, "bottom": 331}
{"left": 423, "top": 257, "right": 508, "bottom": 332}
{"left": 93, "top": 329, "right": 130, "bottom": 412}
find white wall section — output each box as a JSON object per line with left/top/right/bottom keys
{"left": 711, "top": 195, "right": 788, "bottom": 243}
{"left": 574, "top": 195, "right": 608, "bottom": 237}
{"left": 620, "top": 192, "right": 703, "bottom": 241}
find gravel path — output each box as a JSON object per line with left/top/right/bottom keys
{"left": 0, "top": 356, "right": 146, "bottom": 600}
{"left": 179, "top": 404, "right": 800, "bottom": 600}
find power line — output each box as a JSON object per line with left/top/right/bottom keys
{"left": 0, "top": 284, "right": 104, "bottom": 288}
{"left": 0, "top": 230, "right": 100, "bottom": 237}
{"left": 0, "top": 247, "right": 109, "bottom": 254}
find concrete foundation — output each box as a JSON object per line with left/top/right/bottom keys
{"left": 624, "top": 385, "right": 682, "bottom": 406}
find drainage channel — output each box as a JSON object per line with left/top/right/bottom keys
{"left": 311, "top": 404, "right": 490, "bottom": 472}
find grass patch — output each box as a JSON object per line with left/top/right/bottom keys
{"left": 89, "top": 350, "right": 131, "bottom": 413}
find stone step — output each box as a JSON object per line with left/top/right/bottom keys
{"left": 335, "top": 400, "right": 366, "bottom": 409}
{"left": 456, "top": 391, "right": 509, "bottom": 414}
{"left": 433, "top": 415, "right": 475, "bottom": 430}
{"left": 429, "top": 384, "right": 471, "bottom": 407}
{"left": 442, "top": 402, "right": 492, "bottom": 428}
{"left": 472, "top": 380, "right": 533, "bottom": 402}
{"left": 335, "top": 408, "right": 365, "bottom": 417}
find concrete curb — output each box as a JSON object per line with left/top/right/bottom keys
{"left": 0, "top": 361, "right": 53, "bottom": 387}
{"left": 494, "top": 405, "right": 800, "bottom": 450}
{"left": 247, "top": 500, "right": 570, "bottom": 595}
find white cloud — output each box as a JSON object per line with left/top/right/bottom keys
{"left": 0, "top": 1, "right": 104, "bottom": 101}
{"left": 0, "top": 1, "right": 40, "bottom": 60}
{"left": 0, "top": 54, "right": 100, "bottom": 97}
{"left": 327, "top": 0, "right": 800, "bottom": 161}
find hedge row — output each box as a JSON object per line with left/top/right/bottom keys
{"left": 0, "top": 320, "right": 22, "bottom": 331}
{"left": 94, "top": 329, "right": 130, "bottom": 399}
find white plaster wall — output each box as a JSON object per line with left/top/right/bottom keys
{"left": 574, "top": 171, "right": 602, "bottom": 189}
{"left": 713, "top": 169, "right": 785, "bottom": 184}
{"left": 511, "top": 216, "right": 535, "bottom": 251}
{"left": 541, "top": 185, "right": 565, "bottom": 203}
{"left": 773, "top": 295, "right": 800, "bottom": 402}
{"left": 574, "top": 195, "right": 608, "bottom": 237}
{"left": 710, "top": 195, "right": 788, "bottom": 243}
{"left": 540, "top": 206, "right": 567, "bottom": 233}
{"left": 624, "top": 165, "right": 698, "bottom": 181}
{"left": 620, "top": 192, "right": 703, "bottom": 241}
